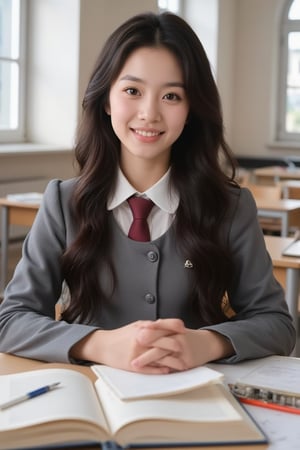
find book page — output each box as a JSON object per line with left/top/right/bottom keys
{"left": 92, "top": 364, "right": 223, "bottom": 400}
{"left": 94, "top": 378, "right": 242, "bottom": 437}
{"left": 0, "top": 368, "right": 109, "bottom": 433}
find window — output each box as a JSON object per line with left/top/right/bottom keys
{"left": 278, "top": 0, "right": 300, "bottom": 141}
{"left": 0, "top": 0, "right": 25, "bottom": 142}
{"left": 158, "top": 0, "right": 181, "bottom": 14}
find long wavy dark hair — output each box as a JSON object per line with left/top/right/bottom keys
{"left": 61, "top": 11, "right": 237, "bottom": 325}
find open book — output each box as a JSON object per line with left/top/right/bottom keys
{"left": 91, "top": 364, "right": 224, "bottom": 400}
{"left": 0, "top": 367, "right": 268, "bottom": 450}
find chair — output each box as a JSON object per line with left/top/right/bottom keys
{"left": 246, "top": 183, "right": 282, "bottom": 201}
{"left": 245, "top": 183, "right": 283, "bottom": 234}
{"left": 281, "top": 180, "right": 300, "bottom": 199}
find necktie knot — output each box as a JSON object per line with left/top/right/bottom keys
{"left": 127, "top": 196, "right": 154, "bottom": 242}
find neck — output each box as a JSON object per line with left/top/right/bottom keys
{"left": 120, "top": 158, "right": 170, "bottom": 192}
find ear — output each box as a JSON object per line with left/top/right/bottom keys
{"left": 105, "top": 103, "right": 111, "bottom": 115}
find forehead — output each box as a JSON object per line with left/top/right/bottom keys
{"left": 117, "top": 47, "right": 184, "bottom": 82}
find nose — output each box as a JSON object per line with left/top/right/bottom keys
{"left": 138, "top": 96, "right": 161, "bottom": 122}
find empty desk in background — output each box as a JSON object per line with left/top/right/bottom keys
{"left": 264, "top": 235, "right": 300, "bottom": 356}
{"left": 254, "top": 166, "right": 300, "bottom": 185}
{"left": 281, "top": 180, "right": 300, "bottom": 199}
{"left": 0, "top": 198, "right": 40, "bottom": 294}
{"left": 255, "top": 198, "right": 300, "bottom": 237}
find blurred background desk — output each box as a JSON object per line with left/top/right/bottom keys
{"left": 281, "top": 180, "right": 300, "bottom": 199}
{"left": 264, "top": 235, "right": 300, "bottom": 356}
{"left": 0, "top": 198, "right": 40, "bottom": 294}
{"left": 255, "top": 198, "right": 300, "bottom": 237}
{"left": 254, "top": 166, "right": 300, "bottom": 185}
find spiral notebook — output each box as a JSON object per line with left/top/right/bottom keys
{"left": 228, "top": 355, "right": 300, "bottom": 413}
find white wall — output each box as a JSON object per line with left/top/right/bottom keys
{"left": 26, "top": 0, "right": 80, "bottom": 147}
{"left": 228, "top": 0, "right": 290, "bottom": 157}
{"left": 216, "top": 0, "right": 237, "bottom": 145}
{"left": 1, "top": 0, "right": 297, "bottom": 186}
{"left": 0, "top": 0, "right": 158, "bottom": 185}
{"left": 183, "top": 0, "right": 219, "bottom": 75}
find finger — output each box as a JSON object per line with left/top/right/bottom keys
{"left": 155, "top": 354, "right": 188, "bottom": 372}
{"left": 131, "top": 364, "right": 171, "bottom": 374}
{"left": 132, "top": 348, "right": 188, "bottom": 373}
{"left": 136, "top": 327, "right": 182, "bottom": 346}
{"left": 145, "top": 318, "right": 186, "bottom": 333}
{"left": 131, "top": 347, "right": 171, "bottom": 369}
{"left": 149, "top": 335, "right": 183, "bottom": 353}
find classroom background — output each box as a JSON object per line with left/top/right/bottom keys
{"left": 1, "top": 1, "right": 300, "bottom": 356}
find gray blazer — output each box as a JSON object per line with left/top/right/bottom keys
{"left": 0, "top": 179, "right": 296, "bottom": 363}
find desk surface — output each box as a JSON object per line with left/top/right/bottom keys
{"left": 254, "top": 166, "right": 300, "bottom": 180}
{"left": 0, "top": 353, "right": 299, "bottom": 450}
{"left": 0, "top": 352, "right": 96, "bottom": 381}
{"left": 264, "top": 235, "right": 300, "bottom": 268}
{"left": 0, "top": 197, "right": 40, "bottom": 209}
{"left": 255, "top": 198, "right": 300, "bottom": 212}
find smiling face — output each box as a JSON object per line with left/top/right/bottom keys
{"left": 107, "top": 46, "right": 189, "bottom": 174}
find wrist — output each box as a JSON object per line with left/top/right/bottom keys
{"left": 188, "top": 329, "right": 234, "bottom": 366}
{"left": 201, "top": 329, "right": 234, "bottom": 361}
{"left": 70, "top": 330, "right": 106, "bottom": 363}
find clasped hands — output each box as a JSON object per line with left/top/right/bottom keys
{"left": 116, "top": 318, "right": 192, "bottom": 374}
{"left": 71, "top": 318, "right": 233, "bottom": 373}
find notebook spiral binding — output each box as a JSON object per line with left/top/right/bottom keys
{"left": 229, "top": 383, "right": 300, "bottom": 409}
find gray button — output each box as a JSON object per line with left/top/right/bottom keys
{"left": 144, "top": 293, "right": 155, "bottom": 304}
{"left": 147, "top": 251, "right": 158, "bottom": 262}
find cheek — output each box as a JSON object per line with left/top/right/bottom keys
{"left": 109, "top": 102, "right": 133, "bottom": 138}
{"left": 172, "top": 110, "right": 189, "bottom": 134}
{"left": 110, "top": 96, "right": 133, "bottom": 118}
{"left": 111, "top": 106, "right": 134, "bottom": 131}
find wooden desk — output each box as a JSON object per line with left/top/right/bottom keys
{"left": 281, "top": 180, "right": 300, "bottom": 199}
{"left": 0, "top": 352, "right": 95, "bottom": 380}
{"left": 264, "top": 235, "right": 299, "bottom": 356}
{"left": 254, "top": 166, "right": 300, "bottom": 185}
{"left": 0, "top": 198, "right": 39, "bottom": 293}
{"left": 0, "top": 353, "right": 299, "bottom": 449}
{"left": 255, "top": 198, "right": 300, "bottom": 237}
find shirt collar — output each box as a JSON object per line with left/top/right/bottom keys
{"left": 107, "top": 168, "right": 179, "bottom": 213}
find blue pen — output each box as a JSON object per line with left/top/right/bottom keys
{"left": 0, "top": 382, "right": 60, "bottom": 410}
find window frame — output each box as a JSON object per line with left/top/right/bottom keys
{"left": 277, "top": 0, "right": 300, "bottom": 142}
{"left": 0, "top": 0, "right": 26, "bottom": 143}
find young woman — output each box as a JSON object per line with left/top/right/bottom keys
{"left": 0, "top": 12, "right": 295, "bottom": 372}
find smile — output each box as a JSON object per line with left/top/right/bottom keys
{"left": 133, "top": 129, "right": 162, "bottom": 137}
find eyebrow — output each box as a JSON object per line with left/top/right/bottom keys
{"left": 119, "top": 75, "right": 185, "bottom": 88}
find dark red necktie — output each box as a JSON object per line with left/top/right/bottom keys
{"left": 127, "top": 196, "right": 154, "bottom": 242}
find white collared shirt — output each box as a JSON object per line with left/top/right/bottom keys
{"left": 107, "top": 168, "right": 179, "bottom": 240}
